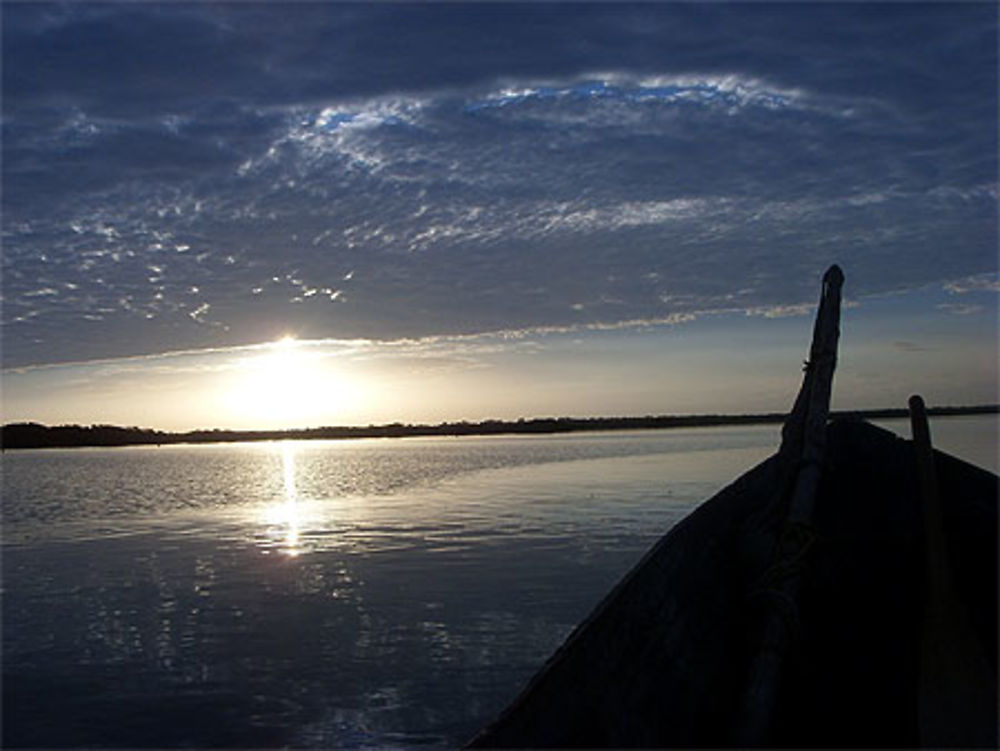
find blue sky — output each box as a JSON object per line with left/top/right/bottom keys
{"left": 2, "top": 3, "right": 997, "bottom": 429}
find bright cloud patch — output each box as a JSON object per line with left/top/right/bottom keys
{"left": 464, "top": 74, "right": 811, "bottom": 116}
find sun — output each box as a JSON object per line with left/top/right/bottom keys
{"left": 219, "top": 336, "right": 363, "bottom": 428}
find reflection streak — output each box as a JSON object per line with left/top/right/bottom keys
{"left": 261, "top": 442, "right": 302, "bottom": 556}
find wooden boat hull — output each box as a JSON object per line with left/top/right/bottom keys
{"left": 468, "top": 419, "right": 998, "bottom": 748}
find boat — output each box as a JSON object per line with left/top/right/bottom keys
{"left": 467, "top": 266, "right": 998, "bottom": 748}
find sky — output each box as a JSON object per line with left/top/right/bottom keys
{"left": 2, "top": 2, "right": 997, "bottom": 431}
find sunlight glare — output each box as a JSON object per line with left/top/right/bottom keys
{"left": 261, "top": 441, "right": 302, "bottom": 556}
{"left": 220, "top": 336, "right": 366, "bottom": 428}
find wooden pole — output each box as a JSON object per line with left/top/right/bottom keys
{"left": 734, "top": 265, "right": 843, "bottom": 745}
{"left": 911, "top": 395, "right": 997, "bottom": 748}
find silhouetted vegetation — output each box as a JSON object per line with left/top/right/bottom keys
{"left": 1, "top": 405, "right": 996, "bottom": 450}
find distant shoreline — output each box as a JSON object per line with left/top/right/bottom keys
{"left": 1, "top": 405, "right": 996, "bottom": 451}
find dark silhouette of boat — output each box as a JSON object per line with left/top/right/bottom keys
{"left": 468, "top": 266, "right": 997, "bottom": 748}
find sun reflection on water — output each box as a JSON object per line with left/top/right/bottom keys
{"left": 261, "top": 442, "right": 303, "bottom": 556}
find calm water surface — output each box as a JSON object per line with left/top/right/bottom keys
{"left": 2, "top": 417, "right": 995, "bottom": 747}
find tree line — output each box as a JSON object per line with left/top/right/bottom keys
{"left": 1, "top": 405, "right": 996, "bottom": 450}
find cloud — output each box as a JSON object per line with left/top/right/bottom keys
{"left": 2, "top": 3, "right": 997, "bottom": 368}
{"left": 892, "top": 340, "right": 932, "bottom": 353}
{"left": 936, "top": 303, "right": 985, "bottom": 316}
{"left": 744, "top": 304, "right": 816, "bottom": 320}
{"left": 943, "top": 273, "right": 1000, "bottom": 295}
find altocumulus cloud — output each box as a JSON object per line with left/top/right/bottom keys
{"left": 2, "top": 3, "right": 996, "bottom": 368}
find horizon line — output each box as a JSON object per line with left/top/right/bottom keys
{"left": 2, "top": 404, "right": 996, "bottom": 450}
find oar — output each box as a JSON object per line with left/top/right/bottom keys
{"left": 910, "top": 394, "right": 997, "bottom": 748}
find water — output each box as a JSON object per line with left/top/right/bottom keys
{"left": 2, "top": 417, "right": 995, "bottom": 747}
{"left": 871, "top": 414, "right": 997, "bottom": 474}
